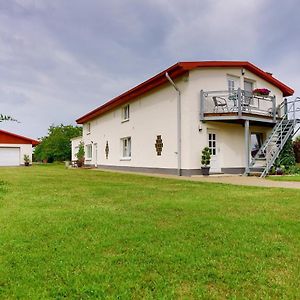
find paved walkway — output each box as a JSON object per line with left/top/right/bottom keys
{"left": 190, "top": 175, "right": 300, "bottom": 189}
{"left": 94, "top": 168, "right": 300, "bottom": 189}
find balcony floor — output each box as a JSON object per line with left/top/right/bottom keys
{"left": 203, "top": 112, "right": 279, "bottom": 125}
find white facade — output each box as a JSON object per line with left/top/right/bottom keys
{"left": 74, "top": 65, "right": 291, "bottom": 175}
{"left": 0, "top": 144, "right": 33, "bottom": 166}
{"left": 71, "top": 136, "right": 83, "bottom": 161}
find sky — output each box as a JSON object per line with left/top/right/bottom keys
{"left": 0, "top": 0, "right": 299, "bottom": 139}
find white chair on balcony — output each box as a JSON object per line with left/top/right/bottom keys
{"left": 212, "top": 96, "right": 229, "bottom": 112}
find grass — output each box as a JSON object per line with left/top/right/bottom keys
{"left": 268, "top": 175, "right": 300, "bottom": 182}
{"left": 0, "top": 165, "right": 300, "bottom": 299}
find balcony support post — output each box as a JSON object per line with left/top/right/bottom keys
{"left": 244, "top": 119, "right": 250, "bottom": 175}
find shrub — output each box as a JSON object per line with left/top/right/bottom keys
{"left": 284, "top": 165, "right": 300, "bottom": 175}
{"left": 201, "top": 147, "right": 211, "bottom": 167}
{"left": 293, "top": 137, "right": 300, "bottom": 163}
{"left": 277, "top": 137, "right": 296, "bottom": 168}
{"left": 76, "top": 142, "right": 85, "bottom": 167}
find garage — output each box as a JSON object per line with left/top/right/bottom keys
{"left": 0, "top": 147, "right": 20, "bottom": 166}
{"left": 0, "top": 130, "right": 39, "bottom": 166}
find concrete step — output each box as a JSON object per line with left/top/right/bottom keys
{"left": 248, "top": 172, "right": 262, "bottom": 177}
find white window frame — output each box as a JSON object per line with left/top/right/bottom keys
{"left": 120, "top": 137, "right": 131, "bottom": 160}
{"left": 86, "top": 122, "right": 91, "bottom": 135}
{"left": 208, "top": 133, "right": 217, "bottom": 156}
{"left": 122, "top": 105, "right": 130, "bottom": 122}
{"left": 227, "top": 75, "right": 240, "bottom": 93}
{"left": 86, "top": 144, "right": 92, "bottom": 160}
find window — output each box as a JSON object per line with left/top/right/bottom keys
{"left": 86, "top": 144, "right": 92, "bottom": 160}
{"left": 228, "top": 79, "right": 235, "bottom": 92}
{"left": 121, "top": 137, "right": 131, "bottom": 159}
{"left": 208, "top": 133, "right": 216, "bottom": 156}
{"left": 86, "top": 123, "right": 91, "bottom": 134}
{"left": 122, "top": 105, "right": 130, "bottom": 122}
{"left": 227, "top": 75, "right": 240, "bottom": 93}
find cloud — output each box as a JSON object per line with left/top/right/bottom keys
{"left": 0, "top": 0, "right": 298, "bottom": 138}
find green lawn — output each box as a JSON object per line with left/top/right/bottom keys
{"left": 1, "top": 165, "right": 300, "bottom": 299}
{"left": 268, "top": 175, "right": 300, "bottom": 182}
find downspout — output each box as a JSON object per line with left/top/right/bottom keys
{"left": 165, "top": 72, "right": 182, "bottom": 176}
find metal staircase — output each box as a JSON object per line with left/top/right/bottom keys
{"left": 248, "top": 97, "right": 300, "bottom": 177}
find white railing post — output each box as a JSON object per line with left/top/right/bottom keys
{"left": 200, "top": 90, "right": 204, "bottom": 121}
{"left": 293, "top": 99, "right": 296, "bottom": 126}
{"left": 284, "top": 98, "right": 288, "bottom": 117}
{"left": 272, "top": 96, "right": 276, "bottom": 122}
{"left": 238, "top": 88, "right": 242, "bottom": 117}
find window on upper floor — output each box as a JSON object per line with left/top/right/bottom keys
{"left": 227, "top": 75, "right": 240, "bottom": 93}
{"left": 86, "top": 122, "right": 91, "bottom": 134}
{"left": 122, "top": 105, "right": 130, "bottom": 122}
{"left": 121, "top": 137, "right": 131, "bottom": 159}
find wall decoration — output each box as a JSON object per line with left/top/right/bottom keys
{"left": 155, "top": 135, "right": 163, "bottom": 156}
{"left": 105, "top": 141, "right": 109, "bottom": 159}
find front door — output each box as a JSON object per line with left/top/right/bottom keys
{"left": 207, "top": 130, "right": 221, "bottom": 173}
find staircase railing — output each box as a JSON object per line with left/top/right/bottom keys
{"left": 248, "top": 97, "right": 300, "bottom": 177}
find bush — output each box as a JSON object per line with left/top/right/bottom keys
{"left": 276, "top": 137, "right": 296, "bottom": 168}
{"left": 293, "top": 137, "right": 300, "bottom": 163}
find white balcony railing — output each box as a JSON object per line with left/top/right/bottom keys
{"left": 200, "top": 88, "right": 277, "bottom": 121}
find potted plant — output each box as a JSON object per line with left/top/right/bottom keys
{"left": 253, "top": 88, "right": 271, "bottom": 96}
{"left": 76, "top": 141, "right": 85, "bottom": 167}
{"left": 201, "top": 147, "right": 211, "bottom": 176}
{"left": 24, "top": 154, "right": 30, "bottom": 166}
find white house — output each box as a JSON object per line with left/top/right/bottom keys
{"left": 0, "top": 130, "right": 39, "bottom": 166}
{"left": 73, "top": 61, "right": 295, "bottom": 176}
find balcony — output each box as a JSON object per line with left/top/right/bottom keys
{"left": 200, "top": 89, "right": 280, "bottom": 124}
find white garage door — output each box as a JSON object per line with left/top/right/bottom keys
{"left": 0, "top": 147, "right": 20, "bottom": 166}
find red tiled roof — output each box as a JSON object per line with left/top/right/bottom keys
{"left": 0, "top": 129, "right": 39, "bottom": 146}
{"left": 76, "top": 61, "right": 294, "bottom": 124}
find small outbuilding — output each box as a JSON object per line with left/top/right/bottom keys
{"left": 0, "top": 130, "right": 39, "bottom": 166}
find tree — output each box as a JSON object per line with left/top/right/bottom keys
{"left": 34, "top": 124, "right": 82, "bottom": 162}
{"left": 0, "top": 114, "right": 18, "bottom": 122}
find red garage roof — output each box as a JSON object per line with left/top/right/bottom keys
{"left": 76, "top": 61, "right": 294, "bottom": 124}
{"left": 0, "top": 130, "right": 39, "bottom": 146}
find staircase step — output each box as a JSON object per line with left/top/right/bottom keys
{"left": 248, "top": 171, "right": 262, "bottom": 177}
{"left": 249, "top": 167, "right": 265, "bottom": 171}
